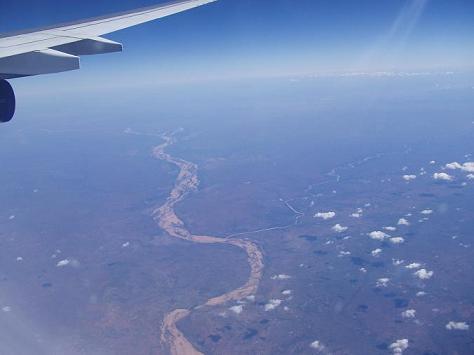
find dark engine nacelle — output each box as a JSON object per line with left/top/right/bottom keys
{"left": 0, "top": 80, "right": 15, "bottom": 123}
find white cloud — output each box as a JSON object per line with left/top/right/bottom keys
{"left": 56, "top": 258, "right": 79, "bottom": 268}
{"left": 398, "top": 218, "right": 410, "bottom": 226}
{"left": 351, "top": 213, "right": 362, "bottom": 218}
{"left": 360, "top": 267, "right": 367, "bottom": 273}
{"left": 401, "top": 309, "right": 416, "bottom": 318}
{"left": 420, "top": 209, "right": 433, "bottom": 215}
{"left": 384, "top": 226, "right": 397, "bottom": 231}
{"left": 390, "top": 237, "right": 405, "bottom": 244}
{"left": 405, "top": 263, "right": 421, "bottom": 269}
{"left": 8, "top": 215, "right": 15, "bottom": 220}
{"left": 446, "top": 321, "right": 469, "bottom": 330}
{"left": 389, "top": 339, "right": 409, "bottom": 354}
{"left": 122, "top": 242, "right": 130, "bottom": 248}
{"left": 371, "top": 248, "right": 383, "bottom": 257}
{"left": 229, "top": 305, "right": 243, "bottom": 315}
{"left": 368, "top": 231, "right": 390, "bottom": 241}
{"left": 414, "top": 269, "right": 434, "bottom": 280}
{"left": 314, "top": 212, "right": 336, "bottom": 220}
{"left": 246, "top": 295, "right": 255, "bottom": 302}
{"left": 402, "top": 175, "right": 417, "bottom": 181}
{"left": 282, "top": 290, "right": 292, "bottom": 296}
{"left": 16, "top": 257, "right": 23, "bottom": 262}
{"left": 264, "top": 299, "right": 282, "bottom": 311}
{"left": 467, "top": 174, "right": 474, "bottom": 180}
{"left": 338, "top": 251, "right": 351, "bottom": 257}
{"left": 332, "top": 224, "right": 348, "bottom": 233}
{"left": 416, "top": 291, "right": 426, "bottom": 297}
{"left": 446, "top": 162, "right": 462, "bottom": 170}
{"left": 446, "top": 161, "right": 474, "bottom": 173}
{"left": 392, "top": 259, "right": 404, "bottom": 266}
{"left": 2, "top": 306, "right": 11, "bottom": 313}
{"left": 376, "top": 278, "right": 390, "bottom": 287}
{"left": 56, "top": 259, "right": 71, "bottom": 267}
{"left": 429, "top": 160, "right": 436, "bottom": 165}
{"left": 271, "top": 274, "right": 291, "bottom": 280}
{"left": 309, "top": 340, "right": 326, "bottom": 352}
{"left": 433, "top": 172, "right": 454, "bottom": 181}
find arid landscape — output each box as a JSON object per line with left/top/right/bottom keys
{"left": 0, "top": 75, "right": 473, "bottom": 354}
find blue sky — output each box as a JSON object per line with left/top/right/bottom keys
{"left": 2, "top": 0, "right": 474, "bottom": 85}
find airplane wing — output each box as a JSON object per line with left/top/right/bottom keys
{"left": 0, "top": 0, "right": 216, "bottom": 79}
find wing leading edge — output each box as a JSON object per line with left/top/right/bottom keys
{"left": 0, "top": 0, "right": 216, "bottom": 79}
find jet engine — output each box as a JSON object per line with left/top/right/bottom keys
{"left": 0, "top": 80, "right": 15, "bottom": 123}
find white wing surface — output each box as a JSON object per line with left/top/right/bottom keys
{"left": 0, "top": 0, "right": 216, "bottom": 79}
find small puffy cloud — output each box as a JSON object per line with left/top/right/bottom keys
{"left": 2, "top": 306, "right": 11, "bottom": 313}
{"left": 392, "top": 259, "right": 404, "bottom": 266}
{"left": 416, "top": 291, "right": 427, "bottom": 297}
{"left": 271, "top": 274, "right": 291, "bottom": 280}
{"left": 16, "top": 257, "right": 23, "bottom": 262}
{"left": 414, "top": 269, "right": 434, "bottom": 280}
{"left": 332, "top": 224, "right": 348, "bottom": 233}
{"left": 467, "top": 174, "right": 474, "bottom": 180}
{"left": 56, "top": 259, "right": 71, "bottom": 267}
{"left": 338, "top": 251, "right": 351, "bottom": 257}
{"left": 433, "top": 172, "right": 454, "bottom": 181}
{"left": 351, "top": 213, "right": 362, "bottom": 218}
{"left": 314, "top": 212, "right": 336, "bottom": 220}
{"left": 264, "top": 299, "right": 282, "bottom": 311}
{"left": 420, "top": 209, "right": 433, "bottom": 215}
{"left": 56, "top": 258, "right": 79, "bottom": 268}
{"left": 282, "top": 290, "right": 292, "bottom": 296}
{"left": 446, "top": 162, "right": 463, "bottom": 170}
{"left": 309, "top": 340, "right": 326, "bottom": 352}
{"left": 229, "top": 305, "right": 243, "bottom": 315}
{"left": 384, "top": 226, "right": 397, "bottom": 231}
{"left": 446, "top": 161, "right": 474, "bottom": 173}
{"left": 376, "top": 278, "right": 390, "bottom": 287}
{"left": 122, "top": 242, "right": 130, "bottom": 248}
{"left": 8, "top": 215, "right": 15, "bottom": 220}
{"left": 446, "top": 321, "right": 469, "bottom": 330}
{"left": 371, "top": 248, "right": 382, "bottom": 257}
{"left": 246, "top": 295, "right": 255, "bottom": 302}
{"left": 398, "top": 218, "right": 410, "bottom": 226}
{"left": 390, "top": 237, "right": 405, "bottom": 244}
{"left": 429, "top": 160, "right": 436, "bottom": 165}
{"left": 405, "top": 263, "right": 421, "bottom": 269}
{"left": 368, "top": 231, "right": 390, "bottom": 241}
{"left": 360, "top": 267, "right": 367, "bottom": 273}
{"left": 389, "top": 339, "right": 409, "bottom": 354}
{"left": 401, "top": 309, "right": 416, "bottom": 318}
{"left": 402, "top": 175, "right": 417, "bottom": 181}
{"left": 463, "top": 162, "right": 474, "bottom": 172}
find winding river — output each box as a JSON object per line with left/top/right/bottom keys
{"left": 152, "top": 134, "right": 264, "bottom": 355}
